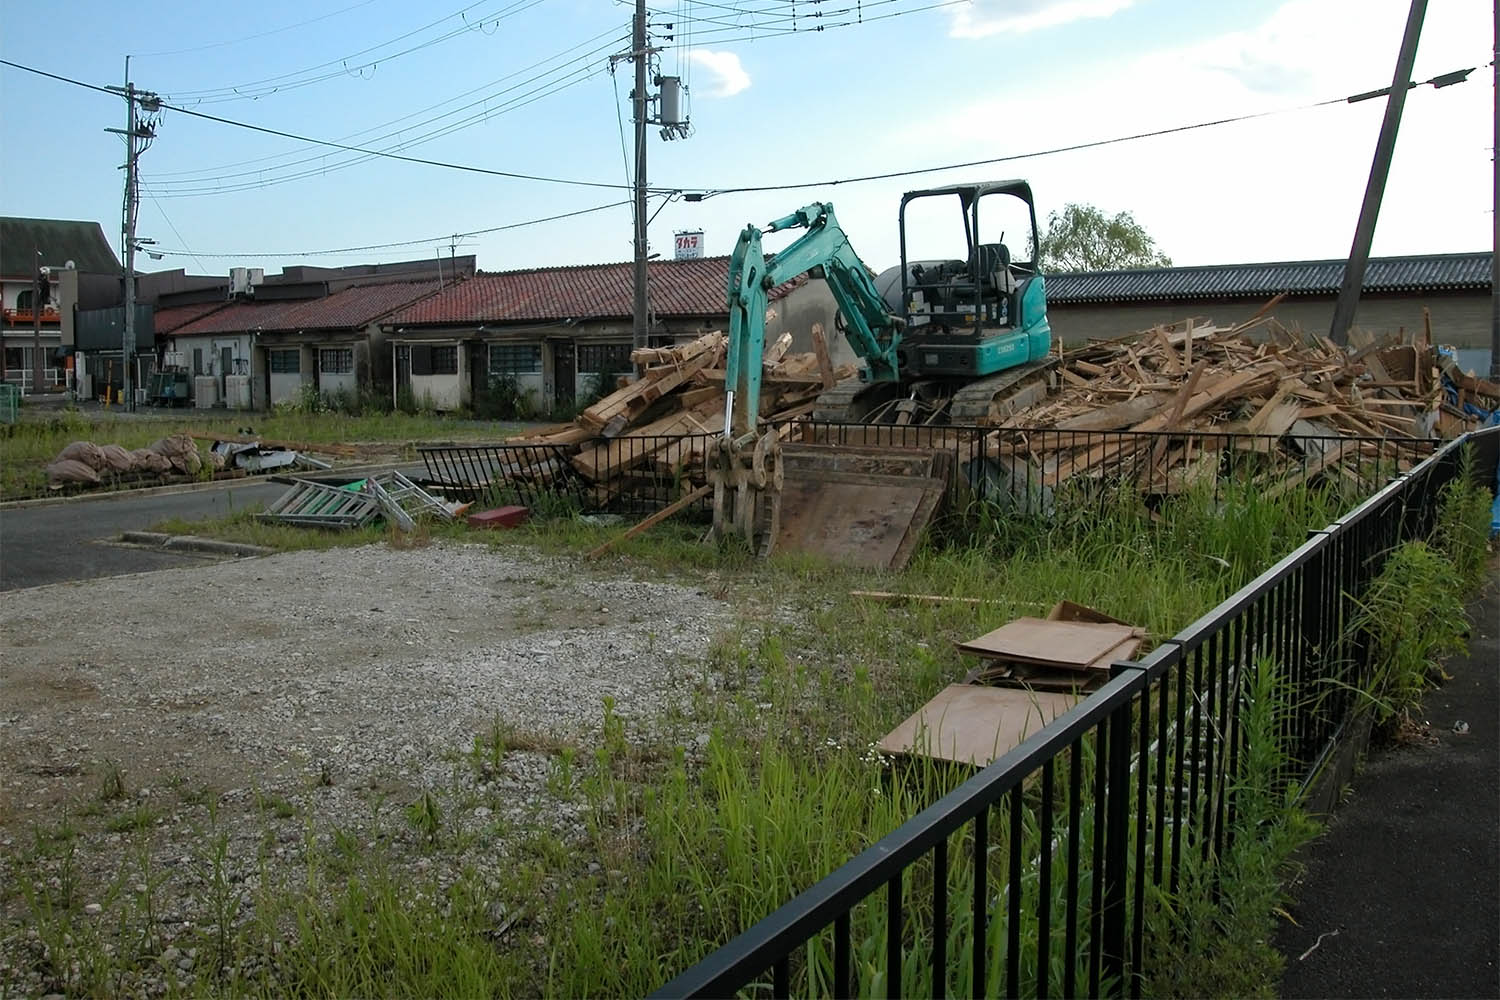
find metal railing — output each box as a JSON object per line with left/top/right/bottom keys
{"left": 2, "top": 368, "right": 66, "bottom": 392}
{"left": 652, "top": 426, "right": 1493, "bottom": 999}
{"left": 779, "top": 420, "right": 1437, "bottom": 515}
{"left": 419, "top": 422, "right": 1437, "bottom": 521}
{"left": 418, "top": 433, "right": 716, "bottom": 515}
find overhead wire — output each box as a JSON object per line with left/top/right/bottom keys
{"left": 144, "top": 40, "right": 627, "bottom": 196}
{"left": 131, "top": 0, "right": 381, "bottom": 59}
{"left": 0, "top": 59, "right": 667, "bottom": 195}
{"left": 145, "top": 197, "right": 652, "bottom": 258}
{"left": 678, "top": 95, "right": 1354, "bottom": 197}
{"left": 162, "top": 0, "right": 547, "bottom": 104}
{"left": 146, "top": 25, "right": 627, "bottom": 180}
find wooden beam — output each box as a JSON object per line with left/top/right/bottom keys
{"left": 586, "top": 484, "right": 713, "bottom": 559}
{"left": 811, "top": 323, "right": 837, "bottom": 389}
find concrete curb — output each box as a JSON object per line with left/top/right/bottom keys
{"left": 119, "top": 530, "right": 274, "bottom": 558}
{"left": 0, "top": 462, "right": 407, "bottom": 512}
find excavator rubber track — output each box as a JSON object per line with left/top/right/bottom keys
{"left": 946, "top": 357, "right": 1058, "bottom": 423}
{"left": 811, "top": 357, "right": 1057, "bottom": 425}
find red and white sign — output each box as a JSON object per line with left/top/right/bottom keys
{"left": 673, "top": 230, "right": 704, "bottom": 260}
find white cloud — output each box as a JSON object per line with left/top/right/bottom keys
{"left": 946, "top": 0, "right": 1134, "bottom": 38}
{"left": 689, "top": 50, "right": 751, "bottom": 98}
{"left": 880, "top": 0, "right": 1491, "bottom": 268}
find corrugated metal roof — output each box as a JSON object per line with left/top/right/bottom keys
{"left": 167, "top": 281, "right": 442, "bottom": 337}
{"left": 1044, "top": 252, "right": 1492, "bottom": 304}
{"left": 386, "top": 256, "right": 799, "bottom": 327}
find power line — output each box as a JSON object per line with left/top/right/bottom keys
{"left": 162, "top": 0, "right": 547, "bottom": 104}
{"left": 145, "top": 25, "right": 626, "bottom": 180}
{"left": 3, "top": 55, "right": 1478, "bottom": 215}
{"left": 679, "top": 96, "right": 1358, "bottom": 198}
{"left": 0, "top": 58, "right": 669, "bottom": 194}
{"left": 131, "top": 0, "right": 381, "bottom": 59}
{"left": 144, "top": 191, "right": 212, "bottom": 273}
{"left": 145, "top": 197, "right": 644, "bottom": 259}
{"left": 143, "top": 53, "right": 621, "bottom": 196}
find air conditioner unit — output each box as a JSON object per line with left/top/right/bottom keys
{"left": 247, "top": 268, "right": 265, "bottom": 286}
{"left": 228, "top": 267, "right": 251, "bottom": 297}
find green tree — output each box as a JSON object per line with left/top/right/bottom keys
{"left": 1039, "top": 203, "right": 1172, "bottom": 272}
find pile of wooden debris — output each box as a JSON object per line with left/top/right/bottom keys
{"left": 510, "top": 327, "right": 855, "bottom": 504}
{"left": 976, "top": 314, "right": 1499, "bottom": 495}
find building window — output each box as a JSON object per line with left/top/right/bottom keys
{"left": 488, "top": 343, "right": 541, "bottom": 376}
{"left": 430, "top": 345, "right": 459, "bottom": 375}
{"left": 192, "top": 348, "right": 204, "bottom": 375}
{"left": 577, "top": 342, "right": 632, "bottom": 374}
{"left": 269, "top": 349, "right": 300, "bottom": 374}
{"left": 319, "top": 348, "right": 354, "bottom": 374}
{"left": 14, "top": 290, "right": 33, "bottom": 311}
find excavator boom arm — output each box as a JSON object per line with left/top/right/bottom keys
{"left": 724, "top": 202, "right": 902, "bottom": 437}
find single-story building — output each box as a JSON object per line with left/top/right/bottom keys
{"left": 1044, "top": 251, "right": 1492, "bottom": 349}
{"left": 383, "top": 256, "right": 838, "bottom": 413}
{"left": 162, "top": 280, "right": 444, "bottom": 408}
{"left": 248, "top": 279, "right": 442, "bottom": 406}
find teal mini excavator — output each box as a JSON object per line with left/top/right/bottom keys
{"left": 708, "top": 181, "right": 1056, "bottom": 558}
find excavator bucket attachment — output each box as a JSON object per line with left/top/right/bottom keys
{"left": 710, "top": 432, "right": 953, "bottom": 571}
{"left": 774, "top": 444, "right": 952, "bottom": 570}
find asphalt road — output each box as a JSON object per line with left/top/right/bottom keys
{"left": 0, "top": 481, "right": 288, "bottom": 591}
{"left": 1277, "top": 574, "right": 1499, "bottom": 999}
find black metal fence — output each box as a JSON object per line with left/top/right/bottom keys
{"left": 419, "top": 422, "right": 1437, "bottom": 520}
{"left": 650, "top": 425, "right": 1494, "bottom": 999}
{"left": 418, "top": 434, "right": 719, "bottom": 515}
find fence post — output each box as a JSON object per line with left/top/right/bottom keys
{"left": 1103, "top": 667, "right": 1141, "bottom": 996}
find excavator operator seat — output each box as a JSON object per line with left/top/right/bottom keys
{"left": 972, "top": 243, "right": 1017, "bottom": 298}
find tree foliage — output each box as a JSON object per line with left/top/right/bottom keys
{"left": 1039, "top": 203, "right": 1172, "bottom": 272}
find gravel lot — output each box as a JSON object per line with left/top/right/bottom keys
{"left": 0, "top": 541, "right": 747, "bottom": 995}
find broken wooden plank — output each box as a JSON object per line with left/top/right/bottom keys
{"left": 586, "top": 484, "right": 713, "bottom": 559}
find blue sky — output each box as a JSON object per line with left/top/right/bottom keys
{"left": 0, "top": 0, "right": 1492, "bottom": 277}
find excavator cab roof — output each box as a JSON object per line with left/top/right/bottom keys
{"left": 899, "top": 179, "right": 1035, "bottom": 209}
{"left": 898, "top": 180, "right": 1040, "bottom": 267}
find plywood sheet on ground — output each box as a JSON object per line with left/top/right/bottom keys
{"left": 956, "top": 617, "right": 1139, "bottom": 669}
{"left": 879, "top": 684, "right": 1082, "bottom": 767}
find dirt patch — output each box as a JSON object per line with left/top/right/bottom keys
{"left": 0, "top": 541, "right": 742, "bottom": 995}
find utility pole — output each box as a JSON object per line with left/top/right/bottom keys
{"left": 1330, "top": 0, "right": 1428, "bottom": 345}
{"left": 1491, "top": 0, "right": 1499, "bottom": 379}
{"left": 632, "top": 0, "right": 650, "bottom": 357}
{"left": 31, "top": 253, "right": 43, "bottom": 395}
{"left": 107, "top": 57, "right": 158, "bottom": 412}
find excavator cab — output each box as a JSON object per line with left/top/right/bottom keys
{"left": 889, "top": 181, "right": 1052, "bottom": 388}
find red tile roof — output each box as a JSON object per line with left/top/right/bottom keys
{"left": 385, "top": 256, "right": 799, "bottom": 327}
{"left": 167, "top": 281, "right": 442, "bottom": 337}
{"left": 271, "top": 280, "right": 441, "bottom": 331}
{"left": 153, "top": 301, "right": 229, "bottom": 336}
{"left": 169, "top": 298, "right": 304, "bottom": 337}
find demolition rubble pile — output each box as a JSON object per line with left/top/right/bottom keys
{"left": 483, "top": 314, "right": 1497, "bottom": 509}
{"left": 976, "top": 316, "right": 1500, "bottom": 496}
{"left": 502, "top": 329, "right": 856, "bottom": 506}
